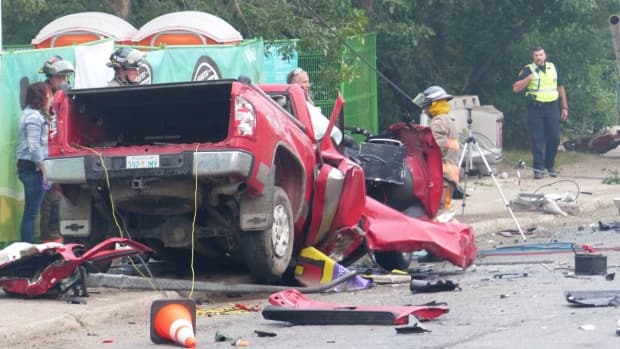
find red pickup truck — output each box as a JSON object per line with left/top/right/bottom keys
{"left": 44, "top": 78, "right": 476, "bottom": 281}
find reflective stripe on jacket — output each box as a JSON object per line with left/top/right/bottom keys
{"left": 525, "top": 62, "right": 559, "bottom": 102}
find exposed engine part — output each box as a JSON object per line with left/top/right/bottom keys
{"left": 159, "top": 217, "right": 194, "bottom": 248}
{"left": 209, "top": 182, "right": 246, "bottom": 206}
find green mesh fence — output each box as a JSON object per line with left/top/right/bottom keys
{"left": 298, "top": 33, "right": 378, "bottom": 134}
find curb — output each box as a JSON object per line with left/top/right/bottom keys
{"left": 0, "top": 289, "right": 176, "bottom": 347}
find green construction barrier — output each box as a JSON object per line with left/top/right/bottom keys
{"left": 299, "top": 33, "right": 378, "bottom": 134}
{"left": 0, "top": 38, "right": 290, "bottom": 244}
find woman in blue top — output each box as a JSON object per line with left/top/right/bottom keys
{"left": 16, "top": 82, "right": 53, "bottom": 243}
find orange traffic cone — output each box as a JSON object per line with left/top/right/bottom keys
{"left": 150, "top": 299, "right": 197, "bottom": 348}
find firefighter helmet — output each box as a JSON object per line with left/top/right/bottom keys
{"left": 39, "top": 55, "right": 75, "bottom": 76}
{"left": 413, "top": 85, "right": 453, "bottom": 108}
{"left": 107, "top": 47, "right": 145, "bottom": 70}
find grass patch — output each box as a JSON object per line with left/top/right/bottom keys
{"left": 602, "top": 169, "right": 620, "bottom": 184}
{"left": 502, "top": 148, "right": 587, "bottom": 169}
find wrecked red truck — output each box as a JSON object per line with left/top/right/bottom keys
{"left": 43, "top": 78, "right": 476, "bottom": 282}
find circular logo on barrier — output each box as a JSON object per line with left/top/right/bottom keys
{"left": 138, "top": 61, "right": 153, "bottom": 85}
{"left": 192, "top": 56, "right": 222, "bottom": 81}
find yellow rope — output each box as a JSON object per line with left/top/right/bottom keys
{"left": 196, "top": 304, "right": 262, "bottom": 317}
{"left": 75, "top": 144, "right": 158, "bottom": 292}
{"left": 188, "top": 143, "right": 200, "bottom": 298}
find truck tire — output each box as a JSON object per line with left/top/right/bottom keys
{"left": 241, "top": 186, "right": 294, "bottom": 283}
{"left": 373, "top": 202, "right": 425, "bottom": 271}
{"left": 374, "top": 251, "right": 412, "bottom": 271}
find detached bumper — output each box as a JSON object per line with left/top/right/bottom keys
{"left": 44, "top": 151, "right": 254, "bottom": 183}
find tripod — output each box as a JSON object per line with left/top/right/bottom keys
{"left": 457, "top": 108, "right": 527, "bottom": 241}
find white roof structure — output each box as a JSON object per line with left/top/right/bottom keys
{"left": 31, "top": 12, "right": 137, "bottom": 45}
{"left": 133, "top": 11, "right": 243, "bottom": 44}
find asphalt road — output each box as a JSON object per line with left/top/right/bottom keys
{"left": 5, "top": 221, "right": 620, "bottom": 349}
{"left": 2, "top": 149, "right": 619, "bottom": 348}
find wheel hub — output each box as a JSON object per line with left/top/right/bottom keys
{"left": 271, "top": 203, "right": 290, "bottom": 258}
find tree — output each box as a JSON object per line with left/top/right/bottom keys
{"left": 367, "top": 0, "right": 620, "bottom": 147}
{"left": 5, "top": 0, "right": 618, "bottom": 148}
{"left": 2, "top": 0, "right": 367, "bottom": 89}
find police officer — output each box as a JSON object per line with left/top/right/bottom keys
{"left": 40, "top": 55, "right": 75, "bottom": 93}
{"left": 107, "top": 47, "right": 145, "bottom": 86}
{"left": 512, "top": 46, "right": 569, "bottom": 179}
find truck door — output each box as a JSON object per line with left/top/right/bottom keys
{"left": 305, "top": 94, "right": 366, "bottom": 246}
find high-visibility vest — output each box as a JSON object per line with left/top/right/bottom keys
{"left": 525, "top": 62, "right": 559, "bottom": 102}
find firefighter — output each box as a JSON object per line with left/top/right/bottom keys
{"left": 38, "top": 56, "right": 74, "bottom": 242}
{"left": 512, "top": 46, "right": 568, "bottom": 179}
{"left": 40, "top": 55, "right": 74, "bottom": 93}
{"left": 106, "top": 47, "right": 145, "bottom": 86}
{"left": 414, "top": 85, "right": 460, "bottom": 211}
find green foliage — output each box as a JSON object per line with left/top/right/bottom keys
{"left": 2, "top": 0, "right": 108, "bottom": 45}
{"left": 602, "top": 169, "right": 620, "bottom": 184}
{"left": 368, "top": 0, "right": 620, "bottom": 145}
{"left": 1, "top": 0, "right": 367, "bottom": 91}
{"left": 4, "top": 0, "right": 620, "bottom": 145}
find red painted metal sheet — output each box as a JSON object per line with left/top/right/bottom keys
{"left": 362, "top": 197, "right": 477, "bottom": 269}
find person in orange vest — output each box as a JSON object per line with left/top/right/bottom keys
{"left": 414, "top": 86, "right": 460, "bottom": 211}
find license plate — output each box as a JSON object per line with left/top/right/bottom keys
{"left": 126, "top": 155, "right": 160, "bottom": 169}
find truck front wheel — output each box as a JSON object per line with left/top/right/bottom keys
{"left": 241, "top": 186, "right": 294, "bottom": 283}
{"left": 373, "top": 203, "right": 424, "bottom": 271}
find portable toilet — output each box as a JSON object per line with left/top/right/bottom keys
{"left": 31, "top": 12, "right": 137, "bottom": 48}
{"left": 132, "top": 11, "right": 243, "bottom": 47}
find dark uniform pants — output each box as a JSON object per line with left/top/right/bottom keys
{"left": 526, "top": 101, "right": 560, "bottom": 172}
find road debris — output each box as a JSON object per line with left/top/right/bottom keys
{"left": 562, "top": 125, "right": 620, "bottom": 153}
{"left": 492, "top": 272, "right": 528, "bottom": 279}
{"left": 0, "top": 237, "right": 153, "bottom": 298}
{"left": 565, "top": 290, "right": 620, "bottom": 307}
{"left": 579, "top": 324, "right": 596, "bottom": 331}
{"left": 231, "top": 338, "right": 249, "bottom": 346}
{"left": 362, "top": 273, "right": 411, "bottom": 284}
{"left": 410, "top": 279, "right": 461, "bottom": 293}
{"left": 262, "top": 289, "right": 449, "bottom": 325}
{"left": 254, "top": 330, "right": 277, "bottom": 337}
{"left": 215, "top": 331, "right": 232, "bottom": 342}
{"left": 574, "top": 253, "right": 607, "bottom": 275}
{"left": 294, "top": 247, "right": 371, "bottom": 291}
{"left": 395, "top": 317, "right": 431, "bottom": 334}
{"left": 511, "top": 191, "right": 581, "bottom": 216}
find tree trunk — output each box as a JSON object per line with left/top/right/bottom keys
{"left": 358, "top": 0, "right": 373, "bottom": 18}
{"left": 108, "top": 0, "right": 131, "bottom": 20}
